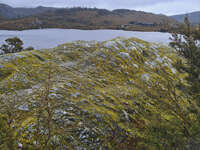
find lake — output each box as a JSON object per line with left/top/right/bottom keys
{"left": 0, "top": 29, "right": 172, "bottom": 49}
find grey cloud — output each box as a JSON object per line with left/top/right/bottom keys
{"left": 1, "top": 0, "right": 199, "bottom": 15}
{"left": 1, "top": 0, "right": 176, "bottom": 7}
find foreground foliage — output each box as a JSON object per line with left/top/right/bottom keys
{"left": 170, "top": 17, "right": 200, "bottom": 149}
{"left": 0, "top": 37, "right": 198, "bottom": 149}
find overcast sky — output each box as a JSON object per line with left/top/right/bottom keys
{"left": 1, "top": 0, "right": 199, "bottom": 15}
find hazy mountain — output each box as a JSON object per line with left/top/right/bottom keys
{"left": 171, "top": 11, "right": 200, "bottom": 24}
{"left": 0, "top": 3, "right": 55, "bottom": 19}
{"left": 0, "top": 4, "right": 177, "bottom": 31}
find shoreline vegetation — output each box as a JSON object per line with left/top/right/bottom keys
{"left": 0, "top": 26, "right": 166, "bottom": 32}
{"left": 0, "top": 19, "right": 197, "bottom": 33}
{"left": 0, "top": 23, "right": 170, "bottom": 32}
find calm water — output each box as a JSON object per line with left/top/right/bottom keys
{"left": 0, "top": 29, "right": 172, "bottom": 49}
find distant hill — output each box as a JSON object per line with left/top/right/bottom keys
{"left": 0, "top": 4, "right": 177, "bottom": 31}
{"left": 0, "top": 3, "right": 55, "bottom": 19}
{"left": 171, "top": 11, "right": 200, "bottom": 24}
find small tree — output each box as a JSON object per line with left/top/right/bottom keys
{"left": 170, "top": 16, "right": 200, "bottom": 149}
{"left": 0, "top": 37, "right": 24, "bottom": 54}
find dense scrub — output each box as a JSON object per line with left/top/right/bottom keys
{"left": 0, "top": 37, "right": 198, "bottom": 149}
{"left": 0, "top": 37, "right": 34, "bottom": 55}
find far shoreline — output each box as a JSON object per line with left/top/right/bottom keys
{"left": 0, "top": 26, "right": 169, "bottom": 33}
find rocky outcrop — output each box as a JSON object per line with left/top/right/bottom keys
{"left": 0, "top": 37, "right": 188, "bottom": 149}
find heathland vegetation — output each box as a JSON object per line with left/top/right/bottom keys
{"left": 0, "top": 17, "right": 200, "bottom": 149}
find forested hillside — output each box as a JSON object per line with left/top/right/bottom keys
{"left": 0, "top": 4, "right": 177, "bottom": 31}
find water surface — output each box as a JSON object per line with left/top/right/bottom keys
{"left": 0, "top": 29, "right": 172, "bottom": 49}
